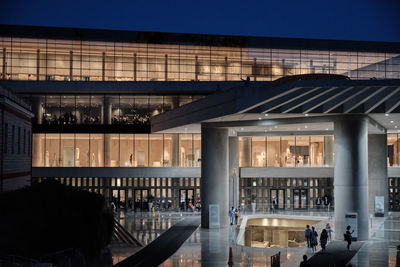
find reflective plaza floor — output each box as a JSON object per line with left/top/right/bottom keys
{"left": 113, "top": 210, "right": 400, "bottom": 267}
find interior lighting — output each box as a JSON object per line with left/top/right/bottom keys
{"left": 325, "top": 128, "right": 329, "bottom": 130}
{"left": 305, "top": 125, "right": 308, "bottom": 129}
{"left": 264, "top": 114, "right": 269, "bottom": 117}
{"left": 305, "top": 114, "right": 309, "bottom": 117}
{"left": 258, "top": 117, "right": 262, "bottom": 120}
{"left": 395, "top": 126, "right": 398, "bottom": 129}
{"left": 385, "top": 114, "right": 389, "bottom": 116}
{"left": 390, "top": 121, "right": 394, "bottom": 123}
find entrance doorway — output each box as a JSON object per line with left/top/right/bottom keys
{"left": 293, "top": 189, "right": 308, "bottom": 209}
{"left": 112, "top": 189, "right": 126, "bottom": 209}
{"left": 179, "top": 189, "right": 194, "bottom": 211}
{"left": 270, "top": 189, "right": 285, "bottom": 209}
{"left": 134, "top": 189, "right": 149, "bottom": 211}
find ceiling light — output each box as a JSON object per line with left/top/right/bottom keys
{"left": 304, "top": 125, "right": 308, "bottom": 129}
{"left": 264, "top": 114, "right": 269, "bottom": 117}
{"left": 385, "top": 113, "right": 389, "bottom": 116}
{"left": 305, "top": 114, "right": 309, "bottom": 117}
{"left": 258, "top": 117, "right": 262, "bottom": 120}
{"left": 395, "top": 126, "right": 398, "bottom": 129}
{"left": 325, "top": 128, "right": 329, "bottom": 131}
{"left": 390, "top": 121, "right": 394, "bottom": 123}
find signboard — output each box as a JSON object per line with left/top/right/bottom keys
{"left": 209, "top": 204, "right": 220, "bottom": 228}
{"left": 345, "top": 212, "right": 358, "bottom": 240}
{"left": 375, "top": 196, "right": 384, "bottom": 217}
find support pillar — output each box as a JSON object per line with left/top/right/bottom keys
{"left": 201, "top": 126, "right": 229, "bottom": 228}
{"left": 334, "top": 115, "right": 369, "bottom": 240}
{"left": 171, "top": 134, "right": 179, "bottom": 167}
{"left": 104, "top": 96, "right": 112, "bottom": 125}
{"left": 229, "top": 136, "right": 239, "bottom": 209}
{"left": 368, "top": 134, "right": 388, "bottom": 216}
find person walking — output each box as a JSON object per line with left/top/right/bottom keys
{"left": 325, "top": 223, "right": 333, "bottom": 241}
{"left": 320, "top": 229, "right": 328, "bottom": 251}
{"left": 315, "top": 197, "right": 322, "bottom": 210}
{"left": 299, "top": 255, "right": 310, "bottom": 267}
{"left": 305, "top": 225, "right": 312, "bottom": 248}
{"left": 310, "top": 226, "right": 318, "bottom": 253}
{"left": 234, "top": 208, "right": 239, "bottom": 224}
{"left": 229, "top": 206, "right": 235, "bottom": 225}
{"left": 345, "top": 225, "right": 354, "bottom": 250}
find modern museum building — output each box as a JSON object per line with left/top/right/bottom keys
{"left": 0, "top": 24, "right": 399, "bottom": 239}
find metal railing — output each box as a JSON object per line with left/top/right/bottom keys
{"left": 237, "top": 203, "right": 334, "bottom": 217}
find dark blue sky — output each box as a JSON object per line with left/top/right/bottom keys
{"left": 1, "top": 0, "right": 400, "bottom": 42}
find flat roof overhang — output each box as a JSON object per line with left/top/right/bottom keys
{"left": 151, "top": 79, "right": 400, "bottom": 134}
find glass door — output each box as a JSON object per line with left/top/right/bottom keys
{"left": 270, "top": 189, "right": 285, "bottom": 209}
{"left": 179, "top": 189, "right": 194, "bottom": 210}
{"left": 134, "top": 189, "right": 149, "bottom": 211}
{"left": 112, "top": 189, "right": 126, "bottom": 209}
{"left": 293, "top": 189, "right": 308, "bottom": 209}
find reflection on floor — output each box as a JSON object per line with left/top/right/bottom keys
{"left": 110, "top": 211, "right": 400, "bottom": 266}
{"left": 161, "top": 213, "right": 400, "bottom": 267}
{"left": 110, "top": 210, "right": 200, "bottom": 265}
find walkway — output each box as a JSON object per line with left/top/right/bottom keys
{"left": 114, "top": 216, "right": 200, "bottom": 267}
{"left": 306, "top": 241, "right": 363, "bottom": 266}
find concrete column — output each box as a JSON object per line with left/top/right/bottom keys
{"left": 229, "top": 136, "right": 239, "bottom": 209}
{"left": 30, "top": 96, "right": 43, "bottom": 124}
{"left": 105, "top": 134, "right": 112, "bottom": 167}
{"left": 368, "top": 134, "right": 388, "bottom": 216}
{"left": 171, "top": 134, "right": 179, "bottom": 167}
{"left": 324, "top": 136, "right": 334, "bottom": 166}
{"left": 201, "top": 126, "right": 229, "bottom": 228}
{"left": 241, "top": 137, "right": 251, "bottom": 166}
{"left": 104, "top": 96, "right": 112, "bottom": 125}
{"left": 334, "top": 115, "right": 369, "bottom": 240}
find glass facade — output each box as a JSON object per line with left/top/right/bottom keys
{"left": 34, "top": 176, "right": 201, "bottom": 211}
{"left": 35, "top": 95, "right": 203, "bottom": 125}
{"left": 239, "top": 135, "right": 334, "bottom": 167}
{"left": 1, "top": 37, "right": 399, "bottom": 82}
{"left": 33, "top": 133, "right": 201, "bottom": 167}
{"left": 388, "top": 134, "right": 400, "bottom": 166}
{"left": 389, "top": 177, "right": 400, "bottom": 211}
{"left": 240, "top": 177, "right": 333, "bottom": 211}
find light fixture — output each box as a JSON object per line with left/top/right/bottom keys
{"left": 305, "top": 125, "right": 308, "bottom": 129}
{"left": 264, "top": 114, "right": 269, "bottom": 117}
{"left": 385, "top": 113, "right": 389, "bottom": 116}
{"left": 395, "top": 126, "right": 398, "bottom": 129}
{"left": 258, "top": 117, "right": 262, "bottom": 120}
{"left": 325, "top": 128, "right": 329, "bottom": 130}
{"left": 305, "top": 114, "right": 309, "bottom": 117}
{"left": 390, "top": 121, "right": 394, "bottom": 123}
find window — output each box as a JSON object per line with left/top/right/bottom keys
{"left": 4, "top": 123, "right": 7, "bottom": 153}
{"left": 18, "top": 127, "right": 21, "bottom": 154}
{"left": 23, "top": 129, "right": 26, "bottom": 154}
{"left": 11, "top": 125, "right": 15, "bottom": 154}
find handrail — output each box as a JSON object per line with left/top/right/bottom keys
{"left": 113, "top": 217, "right": 143, "bottom": 247}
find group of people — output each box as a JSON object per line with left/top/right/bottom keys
{"left": 42, "top": 112, "right": 100, "bottom": 125}
{"left": 229, "top": 206, "right": 240, "bottom": 225}
{"left": 305, "top": 223, "right": 333, "bottom": 253}
{"left": 315, "top": 196, "right": 331, "bottom": 210}
{"left": 301, "top": 223, "right": 355, "bottom": 265}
